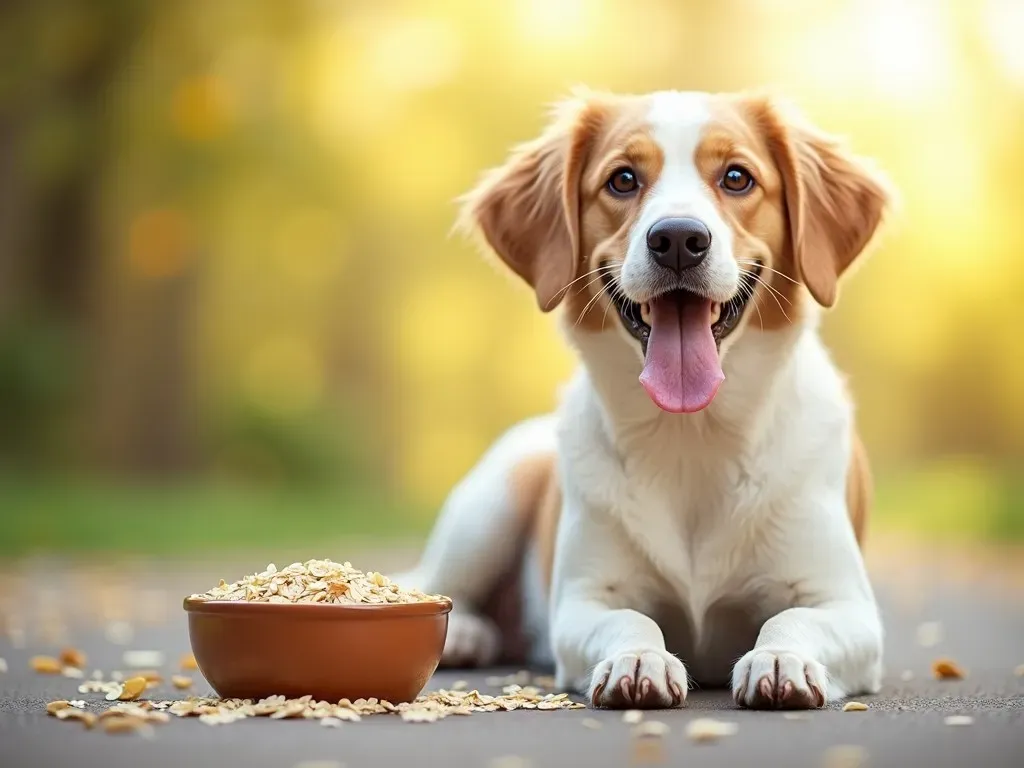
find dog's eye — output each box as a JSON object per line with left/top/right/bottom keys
{"left": 607, "top": 167, "right": 639, "bottom": 196}
{"left": 721, "top": 165, "right": 755, "bottom": 194}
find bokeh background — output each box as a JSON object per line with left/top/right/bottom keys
{"left": 2, "top": 0, "right": 1022, "bottom": 557}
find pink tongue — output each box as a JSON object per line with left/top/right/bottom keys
{"left": 639, "top": 294, "right": 724, "bottom": 413}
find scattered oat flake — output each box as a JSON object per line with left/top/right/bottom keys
{"left": 320, "top": 717, "right": 344, "bottom": 728}
{"left": 783, "top": 712, "right": 811, "bottom": 720}
{"left": 932, "top": 658, "right": 966, "bottom": 680}
{"left": 633, "top": 720, "right": 670, "bottom": 738}
{"left": 30, "top": 655, "right": 63, "bottom": 674}
{"left": 487, "top": 758, "right": 532, "bottom": 768}
{"left": 60, "top": 648, "right": 87, "bottom": 668}
{"left": 822, "top": 745, "right": 868, "bottom": 768}
{"left": 630, "top": 738, "right": 666, "bottom": 765}
{"left": 62, "top": 666, "right": 84, "bottom": 679}
{"left": 46, "top": 701, "right": 72, "bottom": 715}
{"left": 116, "top": 676, "right": 148, "bottom": 701}
{"left": 123, "top": 650, "right": 164, "bottom": 668}
{"left": 944, "top": 715, "right": 973, "bottom": 726}
{"left": 180, "top": 653, "right": 198, "bottom": 671}
{"left": 581, "top": 717, "right": 602, "bottom": 729}
{"left": 916, "top": 621, "right": 943, "bottom": 648}
{"left": 842, "top": 701, "right": 869, "bottom": 712}
{"left": 56, "top": 708, "right": 97, "bottom": 728}
{"left": 69, "top": 700, "right": 86, "bottom": 709}
{"left": 102, "top": 716, "right": 153, "bottom": 736}
{"left": 686, "top": 717, "right": 738, "bottom": 743}
{"left": 171, "top": 675, "right": 193, "bottom": 690}
{"left": 452, "top": 680, "right": 468, "bottom": 691}
{"left": 622, "top": 709, "right": 644, "bottom": 724}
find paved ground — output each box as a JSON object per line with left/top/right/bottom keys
{"left": 0, "top": 539, "right": 1022, "bottom": 768}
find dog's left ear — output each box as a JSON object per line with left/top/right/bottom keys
{"left": 457, "top": 94, "right": 604, "bottom": 312}
{"left": 754, "top": 99, "right": 892, "bottom": 307}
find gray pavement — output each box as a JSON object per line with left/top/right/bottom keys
{"left": 1, "top": 539, "right": 1022, "bottom": 768}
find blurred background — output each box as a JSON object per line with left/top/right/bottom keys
{"left": 1, "top": 0, "right": 1022, "bottom": 557}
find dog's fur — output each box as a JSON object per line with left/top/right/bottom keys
{"left": 397, "top": 89, "right": 890, "bottom": 710}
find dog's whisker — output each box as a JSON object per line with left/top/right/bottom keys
{"left": 547, "top": 265, "right": 618, "bottom": 309}
{"left": 746, "top": 272, "right": 791, "bottom": 323}
{"left": 741, "top": 267, "right": 792, "bottom": 309}
{"left": 575, "top": 284, "right": 608, "bottom": 328}
{"left": 737, "top": 260, "right": 801, "bottom": 287}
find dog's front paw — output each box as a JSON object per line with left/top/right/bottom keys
{"left": 732, "top": 649, "right": 827, "bottom": 709}
{"left": 589, "top": 649, "right": 687, "bottom": 709}
{"left": 440, "top": 612, "right": 500, "bottom": 668}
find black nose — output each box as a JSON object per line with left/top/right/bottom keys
{"left": 646, "top": 217, "right": 712, "bottom": 273}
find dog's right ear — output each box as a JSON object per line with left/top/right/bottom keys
{"left": 458, "top": 96, "right": 604, "bottom": 312}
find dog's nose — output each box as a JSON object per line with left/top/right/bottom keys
{"left": 646, "top": 217, "right": 712, "bottom": 273}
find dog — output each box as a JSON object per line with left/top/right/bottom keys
{"left": 397, "top": 89, "right": 890, "bottom": 710}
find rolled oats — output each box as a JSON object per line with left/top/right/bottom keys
{"left": 842, "top": 702, "right": 869, "bottom": 712}
{"left": 62, "top": 666, "right": 84, "bottom": 679}
{"left": 932, "top": 658, "right": 966, "bottom": 680}
{"left": 630, "top": 738, "right": 666, "bottom": 764}
{"left": 46, "top": 700, "right": 72, "bottom": 715}
{"left": 114, "top": 676, "right": 148, "bottom": 701}
{"left": 102, "top": 716, "right": 154, "bottom": 736}
{"left": 124, "top": 684, "right": 583, "bottom": 729}
{"left": 822, "top": 745, "right": 868, "bottom": 768}
{"left": 685, "top": 718, "right": 737, "bottom": 743}
{"left": 622, "top": 709, "right": 644, "bottom": 724}
{"left": 171, "top": 675, "right": 193, "bottom": 690}
{"left": 180, "top": 653, "right": 199, "bottom": 671}
{"left": 189, "top": 559, "right": 447, "bottom": 605}
{"left": 60, "top": 648, "right": 87, "bottom": 669}
{"left": 944, "top": 715, "right": 973, "bottom": 726}
{"left": 487, "top": 758, "right": 532, "bottom": 768}
{"left": 56, "top": 708, "right": 98, "bottom": 728}
{"left": 633, "top": 720, "right": 670, "bottom": 738}
{"left": 30, "top": 655, "right": 63, "bottom": 674}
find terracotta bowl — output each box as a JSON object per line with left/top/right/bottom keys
{"left": 183, "top": 597, "right": 452, "bottom": 703}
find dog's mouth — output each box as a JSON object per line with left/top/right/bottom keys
{"left": 601, "top": 263, "right": 762, "bottom": 414}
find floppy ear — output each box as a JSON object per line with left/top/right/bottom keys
{"left": 458, "top": 97, "right": 602, "bottom": 311}
{"left": 757, "top": 100, "right": 891, "bottom": 307}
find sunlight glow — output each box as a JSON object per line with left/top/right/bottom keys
{"left": 516, "top": 0, "right": 592, "bottom": 44}
{"left": 983, "top": 0, "right": 1024, "bottom": 81}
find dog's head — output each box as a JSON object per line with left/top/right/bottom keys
{"left": 459, "top": 90, "right": 890, "bottom": 413}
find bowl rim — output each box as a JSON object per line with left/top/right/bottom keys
{"left": 183, "top": 596, "right": 452, "bottom": 617}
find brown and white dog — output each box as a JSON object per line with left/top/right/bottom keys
{"left": 397, "top": 89, "right": 890, "bottom": 710}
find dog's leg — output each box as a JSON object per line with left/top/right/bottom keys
{"left": 394, "top": 416, "right": 555, "bottom": 668}
{"left": 551, "top": 500, "right": 688, "bottom": 709}
{"left": 731, "top": 492, "right": 883, "bottom": 709}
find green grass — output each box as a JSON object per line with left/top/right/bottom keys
{"left": 0, "top": 478, "right": 434, "bottom": 557}
{"left": 874, "top": 459, "right": 1024, "bottom": 543}
{"left": 0, "top": 460, "right": 1020, "bottom": 557}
